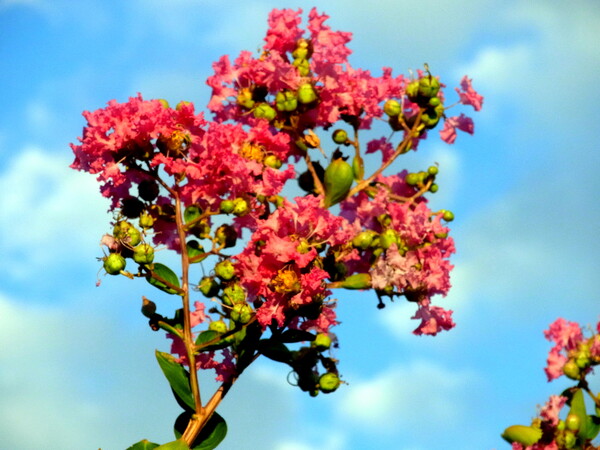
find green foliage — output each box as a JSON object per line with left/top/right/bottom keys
{"left": 126, "top": 439, "right": 160, "bottom": 450}
{"left": 147, "top": 263, "right": 181, "bottom": 295}
{"left": 174, "top": 412, "right": 228, "bottom": 450}
{"left": 155, "top": 350, "right": 195, "bottom": 411}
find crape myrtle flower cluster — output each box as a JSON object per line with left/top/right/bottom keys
{"left": 502, "top": 319, "right": 600, "bottom": 449}
{"left": 70, "top": 7, "right": 482, "bottom": 448}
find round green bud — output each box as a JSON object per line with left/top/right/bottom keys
{"left": 427, "top": 165, "right": 439, "bottom": 176}
{"left": 297, "top": 83, "right": 317, "bottom": 104}
{"left": 199, "top": 276, "right": 220, "bottom": 297}
{"left": 429, "top": 183, "right": 439, "bottom": 193}
{"left": 352, "top": 230, "right": 377, "bottom": 250}
{"left": 215, "top": 260, "right": 236, "bottom": 281}
{"left": 113, "top": 221, "right": 141, "bottom": 246}
{"left": 428, "top": 97, "right": 442, "bottom": 107}
{"left": 104, "top": 253, "right": 126, "bottom": 275}
{"left": 557, "top": 420, "right": 566, "bottom": 431}
{"left": 565, "top": 413, "right": 581, "bottom": 431}
{"left": 563, "top": 359, "right": 581, "bottom": 380}
{"left": 319, "top": 372, "right": 341, "bottom": 393}
{"left": 133, "top": 243, "right": 155, "bottom": 264}
{"left": 223, "top": 283, "right": 246, "bottom": 306}
{"left": 564, "top": 430, "right": 576, "bottom": 448}
{"left": 158, "top": 99, "right": 170, "bottom": 109}
{"left": 405, "top": 80, "right": 420, "bottom": 101}
{"left": 293, "top": 58, "right": 311, "bottom": 76}
{"left": 232, "top": 198, "right": 249, "bottom": 216}
{"left": 230, "top": 303, "right": 253, "bottom": 324}
{"left": 418, "top": 76, "right": 440, "bottom": 98}
{"left": 383, "top": 99, "right": 401, "bottom": 117}
{"left": 236, "top": 88, "right": 255, "bottom": 109}
{"left": 253, "top": 103, "right": 277, "bottom": 121}
{"left": 442, "top": 210, "right": 454, "bottom": 222}
{"left": 220, "top": 199, "right": 235, "bottom": 214}
{"left": 332, "top": 129, "right": 348, "bottom": 145}
{"left": 264, "top": 154, "right": 283, "bottom": 169}
{"left": 379, "top": 229, "right": 399, "bottom": 250}
{"left": 313, "top": 333, "right": 332, "bottom": 351}
{"left": 175, "top": 101, "right": 191, "bottom": 111}
{"left": 209, "top": 320, "right": 228, "bottom": 334}
{"left": 296, "top": 239, "right": 311, "bottom": 254}
{"left": 139, "top": 212, "right": 154, "bottom": 229}
{"left": 405, "top": 172, "right": 420, "bottom": 186}
{"left": 292, "top": 47, "right": 308, "bottom": 59}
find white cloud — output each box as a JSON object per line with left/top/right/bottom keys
{"left": 337, "top": 361, "right": 480, "bottom": 431}
{"left": 0, "top": 147, "right": 110, "bottom": 278}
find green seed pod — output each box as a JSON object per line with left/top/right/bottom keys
{"left": 405, "top": 80, "right": 420, "bottom": 101}
{"left": 501, "top": 425, "right": 542, "bottom": 446}
{"left": 428, "top": 165, "right": 439, "bottom": 176}
{"left": 312, "top": 333, "right": 332, "bottom": 351}
{"left": 215, "top": 260, "right": 236, "bottom": 281}
{"left": 428, "top": 97, "right": 442, "bottom": 107}
{"left": 223, "top": 283, "right": 246, "bottom": 306}
{"left": 133, "top": 243, "right": 155, "bottom": 264}
{"left": 405, "top": 172, "right": 420, "bottom": 186}
{"left": 293, "top": 58, "right": 311, "bottom": 76}
{"left": 232, "top": 198, "right": 249, "bottom": 216}
{"left": 220, "top": 199, "right": 235, "bottom": 214}
{"left": 429, "top": 184, "right": 439, "bottom": 193}
{"left": 209, "top": 320, "right": 228, "bottom": 334}
{"left": 340, "top": 273, "right": 372, "bottom": 290}
{"left": 230, "top": 303, "right": 253, "bottom": 324}
{"left": 264, "top": 154, "right": 283, "bottom": 169}
{"left": 104, "top": 253, "right": 126, "bottom": 275}
{"left": 352, "top": 230, "right": 377, "bottom": 250}
{"left": 139, "top": 212, "right": 154, "bottom": 229}
{"left": 418, "top": 76, "right": 440, "bottom": 98}
{"left": 158, "top": 99, "right": 170, "bottom": 109}
{"left": 253, "top": 103, "right": 277, "bottom": 121}
{"left": 442, "top": 210, "right": 454, "bottom": 222}
{"left": 323, "top": 157, "right": 354, "bottom": 207}
{"left": 563, "top": 359, "right": 581, "bottom": 380}
{"left": 319, "top": 372, "right": 341, "bottom": 394}
{"left": 565, "top": 413, "right": 581, "bottom": 432}
{"left": 297, "top": 83, "right": 317, "bottom": 104}
{"left": 383, "top": 99, "right": 401, "bottom": 117}
{"left": 379, "top": 229, "right": 399, "bottom": 250}
{"left": 113, "top": 221, "right": 141, "bottom": 246}
{"left": 332, "top": 129, "right": 348, "bottom": 145}
{"left": 199, "top": 276, "right": 220, "bottom": 298}
{"left": 352, "top": 155, "right": 364, "bottom": 181}
{"left": 564, "top": 430, "right": 576, "bottom": 449}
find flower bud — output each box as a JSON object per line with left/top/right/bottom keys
{"left": 139, "top": 212, "right": 154, "bottom": 229}
{"left": 215, "top": 260, "right": 235, "bottom": 281}
{"left": 232, "top": 198, "right": 249, "bottom": 216}
{"left": 133, "top": 243, "right": 155, "bottom": 264}
{"left": 418, "top": 76, "right": 440, "bottom": 98}
{"left": 405, "top": 172, "right": 420, "bottom": 186}
{"left": 220, "top": 199, "right": 235, "bottom": 214}
{"left": 253, "top": 103, "right": 277, "bottom": 121}
{"left": 442, "top": 210, "right": 454, "bottom": 222}
{"left": 564, "top": 430, "right": 576, "bottom": 449}
{"left": 332, "top": 129, "right": 348, "bottom": 145}
{"left": 563, "top": 359, "right": 581, "bottom": 380}
{"left": 104, "top": 253, "right": 126, "bottom": 275}
{"left": 264, "top": 154, "right": 283, "bottom": 169}
{"left": 209, "top": 320, "right": 228, "bottom": 334}
{"left": 312, "top": 333, "right": 332, "bottom": 351}
{"left": 340, "top": 273, "right": 372, "bottom": 290}
{"left": 428, "top": 165, "right": 439, "bottom": 176}
{"left": 352, "top": 230, "right": 377, "bottom": 250}
{"left": 199, "top": 276, "right": 220, "bottom": 297}
{"left": 379, "top": 229, "right": 399, "bottom": 250}
{"left": 230, "top": 303, "right": 253, "bottom": 324}
{"left": 297, "top": 83, "right": 317, "bottom": 104}
{"left": 565, "top": 413, "right": 581, "bottom": 431}
{"left": 319, "top": 372, "right": 341, "bottom": 393}
{"left": 383, "top": 99, "right": 401, "bottom": 117}
{"left": 141, "top": 297, "right": 157, "bottom": 318}
{"left": 501, "top": 425, "right": 542, "bottom": 446}
{"left": 223, "top": 283, "right": 246, "bottom": 306}
{"left": 323, "top": 156, "right": 353, "bottom": 207}
{"left": 113, "top": 221, "right": 141, "bottom": 246}
{"left": 405, "top": 80, "right": 420, "bottom": 101}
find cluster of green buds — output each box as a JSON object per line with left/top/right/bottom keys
{"left": 291, "top": 38, "right": 313, "bottom": 76}
{"left": 384, "top": 69, "right": 445, "bottom": 134}
{"left": 405, "top": 165, "right": 439, "bottom": 193}
{"left": 563, "top": 336, "right": 599, "bottom": 380}
{"left": 102, "top": 220, "right": 155, "bottom": 276}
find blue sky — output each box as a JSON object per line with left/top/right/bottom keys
{"left": 1, "top": 0, "right": 599, "bottom": 449}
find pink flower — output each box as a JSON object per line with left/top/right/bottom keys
{"left": 264, "top": 8, "right": 303, "bottom": 53}
{"left": 455, "top": 76, "right": 484, "bottom": 111}
{"left": 440, "top": 114, "right": 474, "bottom": 144}
{"left": 539, "top": 395, "right": 567, "bottom": 426}
{"left": 411, "top": 298, "right": 455, "bottom": 336}
{"left": 543, "top": 318, "right": 583, "bottom": 381}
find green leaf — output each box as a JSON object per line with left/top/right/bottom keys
{"left": 568, "top": 389, "right": 590, "bottom": 439}
{"left": 147, "top": 263, "right": 181, "bottom": 295}
{"left": 279, "top": 329, "right": 315, "bottom": 343}
{"left": 155, "top": 350, "right": 195, "bottom": 411}
{"left": 155, "top": 439, "right": 190, "bottom": 450}
{"left": 126, "top": 439, "right": 160, "bottom": 450}
{"left": 581, "top": 415, "right": 600, "bottom": 441}
{"left": 174, "top": 411, "right": 228, "bottom": 450}
{"left": 501, "top": 425, "right": 542, "bottom": 446}
{"left": 187, "top": 240, "right": 207, "bottom": 263}
{"left": 184, "top": 205, "right": 202, "bottom": 224}
{"left": 195, "top": 330, "right": 230, "bottom": 351}
{"left": 257, "top": 339, "right": 292, "bottom": 363}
